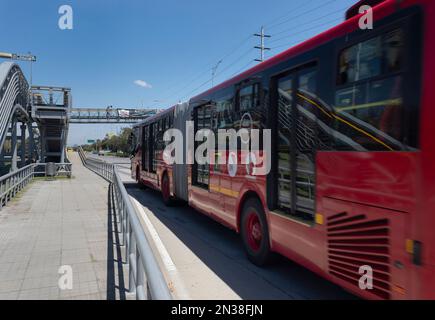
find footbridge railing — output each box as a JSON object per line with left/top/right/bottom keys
{"left": 70, "top": 108, "right": 160, "bottom": 124}
{"left": 0, "top": 62, "right": 37, "bottom": 171}
{"left": 78, "top": 147, "right": 172, "bottom": 300}
{"left": 0, "top": 62, "right": 29, "bottom": 152}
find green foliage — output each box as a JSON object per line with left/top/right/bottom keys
{"left": 81, "top": 127, "right": 133, "bottom": 156}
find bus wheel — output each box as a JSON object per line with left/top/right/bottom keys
{"left": 161, "top": 173, "right": 173, "bottom": 206}
{"left": 241, "top": 197, "right": 271, "bottom": 266}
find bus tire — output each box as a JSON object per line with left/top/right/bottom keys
{"left": 241, "top": 197, "right": 272, "bottom": 266}
{"left": 161, "top": 173, "right": 174, "bottom": 206}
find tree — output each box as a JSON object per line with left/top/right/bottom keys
{"left": 80, "top": 127, "right": 132, "bottom": 156}
{"left": 118, "top": 127, "right": 132, "bottom": 154}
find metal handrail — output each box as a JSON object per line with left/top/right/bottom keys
{"left": 0, "top": 62, "right": 30, "bottom": 154}
{"left": 33, "top": 163, "right": 73, "bottom": 177}
{"left": 79, "top": 153, "right": 113, "bottom": 180}
{"left": 78, "top": 147, "right": 172, "bottom": 300}
{"left": 0, "top": 164, "right": 34, "bottom": 210}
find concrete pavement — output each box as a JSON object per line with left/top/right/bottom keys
{"left": 0, "top": 152, "right": 127, "bottom": 300}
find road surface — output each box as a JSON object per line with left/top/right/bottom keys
{"left": 96, "top": 154, "right": 356, "bottom": 300}
{"left": 128, "top": 185, "right": 357, "bottom": 299}
{"left": 86, "top": 154, "right": 132, "bottom": 182}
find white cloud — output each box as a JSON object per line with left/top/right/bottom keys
{"left": 134, "top": 80, "right": 152, "bottom": 89}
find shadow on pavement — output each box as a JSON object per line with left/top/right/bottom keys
{"left": 106, "top": 184, "right": 127, "bottom": 300}
{"left": 125, "top": 182, "right": 357, "bottom": 300}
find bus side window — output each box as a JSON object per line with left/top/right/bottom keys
{"left": 215, "top": 94, "right": 234, "bottom": 170}
{"left": 335, "top": 28, "right": 406, "bottom": 150}
{"left": 239, "top": 84, "right": 259, "bottom": 112}
{"left": 217, "top": 94, "right": 234, "bottom": 130}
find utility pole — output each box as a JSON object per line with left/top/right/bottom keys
{"left": 211, "top": 60, "right": 222, "bottom": 88}
{"left": 254, "top": 26, "right": 271, "bottom": 63}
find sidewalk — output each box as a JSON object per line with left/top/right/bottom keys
{"left": 0, "top": 152, "right": 126, "bottom": 300}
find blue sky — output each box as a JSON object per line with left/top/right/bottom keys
{"left": 0, "top": 0, "right": 356, "bottom": 145}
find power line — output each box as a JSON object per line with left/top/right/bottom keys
{"left": 150, "top": 0, "right": 349, "bottom": 106}
{"left": 270, "top": 32, "right": 321, "bottom": 51}
{"left": 208, "top": 47, "right": 254, "bottom": 82}
{"left": 177, "top": 47, "right": 255, "bottom": 103}
{"left": 148, "top": 67, "right": 211, "bottom": 108}
{"left": 268, "top": 17, "right": 343, "bottom": 46}
{"left": 216, "top": 34, "right": 254, "bottom": 64}
{"left": 150, "top": 3, "right": 335, "bottom": 106}
{"left": 230, "top": 60, "right": 255, "bottom": 78}
{"left": 170, "top": 17, "right": 339, "bottom": 103}
{"left": 270, "top": 6, "right": 348, "bottom": 38}
{"left": 177, "top": 17, "right": 338, "bottom": 101}
{"left": 262, "top": 0, "right": 316, "bottom": 29}
{"left": 148, "top": 34, "right": 254, "bottom": 108}
{"left": 177, "top": 78, "right": 212, "bottom": 103}
{"left": 168, "top": 35, "right": 253, "bottom": 91}
{"left": 267, "top": 0, "right": 340, "bottom": 31}
{"left": 211, "top": 60, "right": 223, "bottom": 87}
{"left": 270, "top": 16, "right": 343, "bottom": 51}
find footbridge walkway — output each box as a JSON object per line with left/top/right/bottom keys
{"left": 0, "top": 151, "right": 172, "bottom": 300}
{"left": 0, "top": 152, "right": 125, "bottom": 299}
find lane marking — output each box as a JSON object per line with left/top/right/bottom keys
{"left": 129, "top": 196, "right": 190, "bottom": 299}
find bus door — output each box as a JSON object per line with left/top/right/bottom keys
{"left": 142, "top": 125, "right": 149, "bottom": 173}
{"left": 275, "top": 65, "right": 317, "bottom": 222}
{"left": 208, "top": 107, "right": 227, "bottom": 220}
{"left": 149, "top": 122, "right": 155, "bottom": 175}
{"left": 193, "top": 104, "right": 226, "bottom": 218}
{"left": 217, "top": 94, "right": 241, "bottom": 224}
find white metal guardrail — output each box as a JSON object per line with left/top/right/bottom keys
{"left": 77, "top": 153, "right": 113, "bottom": 181}
{"left": 0, "top": 164, "right": 34, "bottom": 210}
{"left": 34, "top": 163, "right": 72, "bottom": 177}
{"left": 78, "top": 147, "right": 172, "bottom": 300}
{"left": 0, "top": 162, "right": 72, "bottom": 210}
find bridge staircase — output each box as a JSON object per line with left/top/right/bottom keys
{"left": 31, "top": 86, "right": 71, "bottom": 163}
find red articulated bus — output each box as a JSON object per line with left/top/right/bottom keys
{"left": 131, "top": 0, "right": 435, "bottom": 299}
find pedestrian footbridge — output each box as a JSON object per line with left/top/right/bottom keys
{"left": 0, "top": 61, "right": 160, "bottom": 175}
